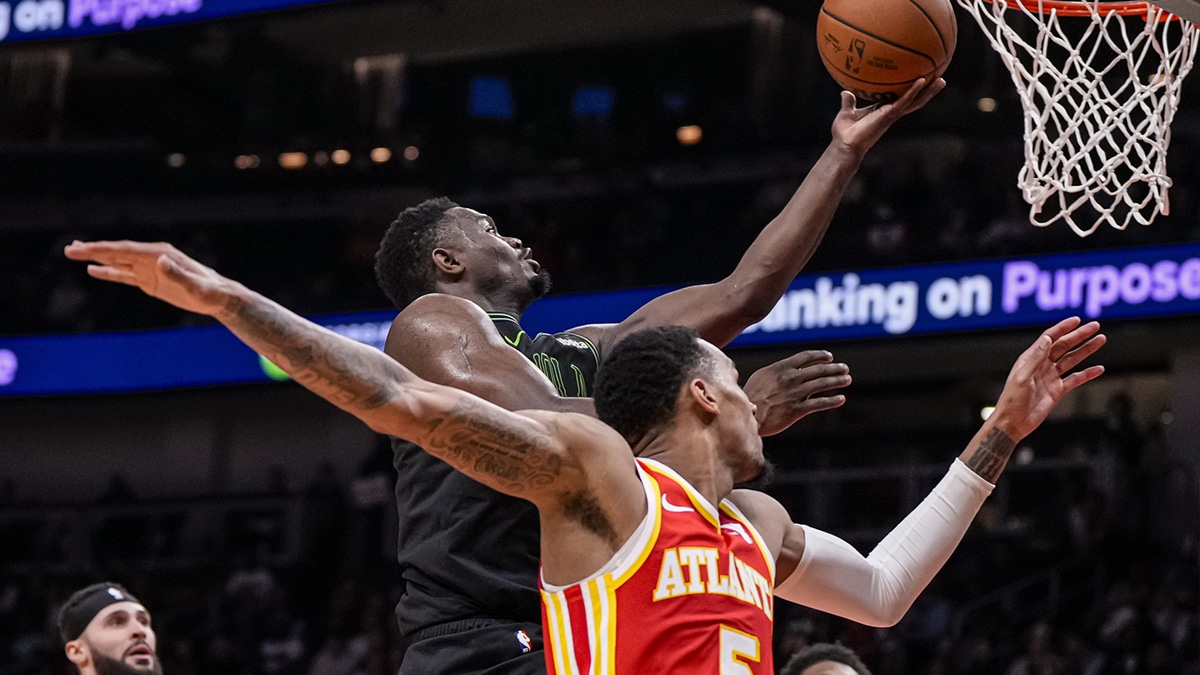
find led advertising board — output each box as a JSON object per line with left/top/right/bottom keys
{"left": 2, "top": 244, "right": 1197, "bottom": 397}
{"left": 0, "top": 0, "right": 347, "bottom": 43}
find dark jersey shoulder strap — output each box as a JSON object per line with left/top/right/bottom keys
{"left": 488, "top": 313, "right": 600, "bottom": 398}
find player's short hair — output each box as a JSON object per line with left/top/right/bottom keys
{"left": 781, "top": 643, "right": 872, "bottom": 675}
{"left": 375, "top": 197, "right": 460, "bottom": 310}
{"left": 594, "top": 326, "right": 714, "bottom": 448}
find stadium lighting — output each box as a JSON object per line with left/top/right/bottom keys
{"left": 980, "top": 406, "right": 995, "bottom": 421}
{"left": 977, "top": 97, "right": 997, "bottom": 113}
{"left": 403, "top": 146, "right": 420, "bottom": 161}
{"left": 676, "top": 125, "right": 702, "bottom": 146}
{"left": 234, "top": 155, "right": 261, "bottom": 170}
{"left": 279, "top": 152, "right": 309, "bottom": 170}
{"left": 331, "top": 149, "right": 352, "bottom": 165}
{"left": 371, "top": 147, "right": 393, "bottom": 163}
{"left": 166, "top": 153, "right": 186, "bottom": 168}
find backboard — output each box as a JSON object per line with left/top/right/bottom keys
{"left": 1150, "top": 0, "right": 1200, "bottom": 22}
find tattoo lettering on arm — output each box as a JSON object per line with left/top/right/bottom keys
{"left": 223, "top": 296, "right": 399, "bottom": 412}
{"left": 965, "top": 427, "right": 1017, "bottom": 483}
{"left": 417, "top": 397, "right": 564, "bottom": 495}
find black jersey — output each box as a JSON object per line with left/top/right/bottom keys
{"left": 391, "top": 313, "right": 600, "bottom": 635}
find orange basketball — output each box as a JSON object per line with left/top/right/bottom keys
{"left": 816, "top": 0, "right": 957, "bottom": 103}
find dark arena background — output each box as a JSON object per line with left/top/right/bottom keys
{"left": 1, "top": 0, "right": 1199, "bottom": 673}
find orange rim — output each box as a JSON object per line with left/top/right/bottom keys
{"left": 989, "top": 0, "right": 1154, "bottom": 16}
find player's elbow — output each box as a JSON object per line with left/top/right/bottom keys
{"left": 861, "top": 606, "right": 907, "bottom": 628}
{"left": 858, "top": 590, "right": 915, "bottom": 628}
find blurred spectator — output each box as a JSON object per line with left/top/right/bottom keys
{"left": 1006, "top": 622, "right": 1065, "bottom": 675}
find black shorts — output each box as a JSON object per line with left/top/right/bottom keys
{"left": 399, "top": 619, "right": 546, "bottom": 675}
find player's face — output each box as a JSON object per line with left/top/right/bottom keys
{"left": 443, "top": 207, "right": 551, "bottom": 305}
{"left": 699, "top": 341, "right": 767, "bottom": 483}
{"left": 76, "top": 603, "right": 161, "bottom": 675}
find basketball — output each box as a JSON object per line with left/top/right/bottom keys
{"left": 816, "top": 0, "right": 957, "bottom": 103}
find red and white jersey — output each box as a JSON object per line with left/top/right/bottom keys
{"left": 541, "top": 458, "right": 776, "bottom": 675}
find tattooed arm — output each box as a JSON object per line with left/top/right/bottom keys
{"left": 62, "top": 240, "right": 633, "bottom": 502}
{"left": 736, "top": 318, "right": 1106, "bottom": 626}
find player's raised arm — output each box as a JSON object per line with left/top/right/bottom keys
{"left": 62, "top": 240, "right": 589, "bottom": 501}
{"left": 736, "top": 318, "right": 1104, "bottom": 627}
{"left": 574, "top": 79, "right": 946, "bottom": 354}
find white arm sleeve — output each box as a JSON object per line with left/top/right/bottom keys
{"left": 774, "top": 459, "right": 994, "bottom": 627}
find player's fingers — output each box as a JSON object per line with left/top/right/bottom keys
{"left": 800, "top": 373, "right": 853, "bottom": 397}
{"left": 1056, "top": 334, "right": 1106, "bottom": 374}
{"left": 86, "top": 265, "right": 140, "bottom": 287}
{"left": 1040, "top": 316, "right": 1084, "bottom": 344}
{"left": 65, "top": 244, "right": 143, "bottom": 268}
{"left": 898, "top": 78, "right": 928, "bottom": 104}
{"left": 911, "top": 78, "right": 946, "bottom": 108}
{"left": 1051, "top": 321, "right": 1101, "bottom": 358}
{"left": 66, "top": 241, "right": 174, "bottom": 266}
{"left": 1062, "top": 365, "right": 1105, "bottom": 393}
{"left": 799, "top": 362, "right": 850, "bottom": 382}
{"left": 779, "top": 350, "right": 835, "bottom": 369}
{"left": 840, "top": 90, "right": 857, "bottom": 113}
{"left": 794, "top": 394, "right": 848, "bottom": 416}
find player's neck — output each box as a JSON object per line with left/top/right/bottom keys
{"left": 441, "top": 285, "right": 530, "bottom": 318}
{"left": 638, "top": 427, "right": 735, "bottom": 508}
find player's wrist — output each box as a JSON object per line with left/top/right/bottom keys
{"left": 824, "top": 139, "right": 867, "bottom": 172}
{"left": 983, "top": 408, "right": 1028, "bottom": 443}
{"left": 210, "top": 280, "right": 255, "bottom": 321}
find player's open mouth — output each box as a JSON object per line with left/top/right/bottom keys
{"left": 126, "top": 644, "right": 153, "bottom": 661}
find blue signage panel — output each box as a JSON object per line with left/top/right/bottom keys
{"left": 0, "top": 0, "right": 348, "bottom": 44}
{"left": 1, "top": 245, "right": 1198, "bottom": 397}
{"left": 733, "top": 243, "right": 1200, "bottom": 347}
{"left": 0, "top": 310, "right": 396, "bottom": 396}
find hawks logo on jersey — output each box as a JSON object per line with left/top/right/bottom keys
{"left": 541, "top": 458, "right": 776, "bottom": 674}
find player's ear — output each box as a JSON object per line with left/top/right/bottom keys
{"left": 688, "top": 378, "right": 720, "bottom": 416}
{"left": 64, "top": 639, "right": 88, "bottom": 667}
{"left": 431, "top": 247, "right": 463, "bottom": 275}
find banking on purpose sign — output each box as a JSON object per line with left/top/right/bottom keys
{"left": 1, "top": 244, "right": 1198, "bottom": 397}
{"left": 0, "top": 0, "right": 347, "bottom": 43}
{"left": 735, "top": 244, "right": 1200, "bottom": 346}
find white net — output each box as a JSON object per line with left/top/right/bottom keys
{"left": 955, "top": 0, "right": 1199, "bottom": 236}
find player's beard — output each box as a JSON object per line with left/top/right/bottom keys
{"left": 529, "top": 268, "right": 552, "bottom": 299}
{"left": 736, "top": 458, "right": 776, "bottom": 491}
{"left": 90, "top": 650, "right": 162, "bottom": 675}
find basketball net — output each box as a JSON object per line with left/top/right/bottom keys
{"left": 955, "top": 0, "right": 1199, "bottom": 236}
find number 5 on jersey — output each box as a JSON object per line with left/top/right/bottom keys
{"left": 720, "top": 625, "right": 760, "bottom": 675}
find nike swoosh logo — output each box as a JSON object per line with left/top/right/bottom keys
{"left": 661, "top": 494, "right": 695, "bottom": 513}
{"left": 721, "top": 523, "right": 753, "bottom": 545}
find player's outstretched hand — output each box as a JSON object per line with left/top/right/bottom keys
{"left": 992, "top": 317, "right": 1106, "bottom": 440}
{"left": 64, "top": 240, "right": 233, "bottom": 317}
{"left": 743, "top": 350, "right": 852, "bottom": 437}
{"left": 831, "top": 77, "right": 945, "bottom": 155}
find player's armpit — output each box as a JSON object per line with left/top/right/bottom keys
{"left": 388, "top": 294, "right": 594, "bottom": 416}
